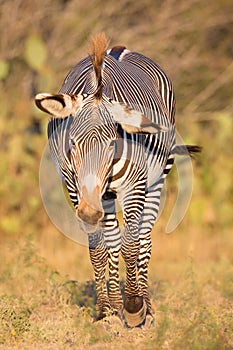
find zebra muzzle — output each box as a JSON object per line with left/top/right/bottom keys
{"left": 76, "top": 197, "right": 104, "bottom": 233}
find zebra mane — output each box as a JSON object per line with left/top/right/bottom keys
{"left": 89, "top": 33, "right": 108, "bottom": 98}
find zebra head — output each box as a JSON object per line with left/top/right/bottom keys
{"left": 35, "top": 92, "right": 167, "bottom": 233}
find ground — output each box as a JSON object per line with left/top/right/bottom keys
{"left": 0, "top": 220, "right": 232, "bottom": 349}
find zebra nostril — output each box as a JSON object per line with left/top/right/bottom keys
{"left": 95, "top": 210, "right": 103, "bottom": 221}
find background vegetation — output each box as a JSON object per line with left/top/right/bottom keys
{"left": 0, "top": 0, "right": 232, "bottom": 348}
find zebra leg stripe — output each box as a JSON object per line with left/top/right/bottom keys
{"left": 119, "top": 184, "right": 148, "bottom": 327}
{"left": 121, "top": 233, "right": 141, "bottom": 299}
{"left": 108, "top": 247, "right": 123, "bottom": 313}
{"left": 102, "top": 198, "right": 123, "bottom": 314}
{"left": 137, "top": 178, "right": 166, "bottom": 315}
{"left": 88, "top": 232, "right": 110, "bottom": 319}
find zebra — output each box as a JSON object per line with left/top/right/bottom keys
{"left": 35, "top": 33, "right": 200, "bottom": 328}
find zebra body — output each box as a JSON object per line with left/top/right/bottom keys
{"left": 35, "top": 34, "right": 198, "bottom": 327}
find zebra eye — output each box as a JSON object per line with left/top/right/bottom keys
{"left": 69, "top": 139, "right": 75, "bottom": 148}
{"left": 109, "top": 140, "right": 115, "bottom": 152}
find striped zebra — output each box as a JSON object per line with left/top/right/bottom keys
{"left": 35, "top": 33, "right": 200, "bottom": 328}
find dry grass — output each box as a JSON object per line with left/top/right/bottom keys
{"left": 0, "top": 217, "right": 232, "bottom": 349}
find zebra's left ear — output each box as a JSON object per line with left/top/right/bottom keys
{"left": 107, "top": 100, "right": 168, "bottom": 134}
{"left": 35, "top": 93, "right": 83, "bottom": 118}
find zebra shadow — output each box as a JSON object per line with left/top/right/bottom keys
{"left": 61, "top": 278, "right": 161, "bottom": 320}
{"left": 62, "top": 279, "right": 124, "bottom": 317}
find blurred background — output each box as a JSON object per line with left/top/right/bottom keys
{"left": 0, "top": 0, "right": 232, "bottom": 281}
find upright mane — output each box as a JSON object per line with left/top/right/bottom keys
{"left": 89, "top": 33, "right": 108, "bottom": 97}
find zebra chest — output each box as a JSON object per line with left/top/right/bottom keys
{"left": 107, "top": 155, "right": 148, "bottom": 193}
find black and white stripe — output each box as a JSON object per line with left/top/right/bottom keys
{"left": 48, "top": 43, "right": 176, "bottom": 326}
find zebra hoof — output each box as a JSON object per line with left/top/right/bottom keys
{"left": 122, "top": 297, "right": 147, "bottom": 328}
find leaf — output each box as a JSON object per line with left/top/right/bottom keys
{"left": 24, "top": 35, "right": 47, "bottom": 71}
{"left": 0, "top": 59, "right": 9, "bottom": 79}
{"left": 0, "top": 215, "right": 20, "bottom": 234}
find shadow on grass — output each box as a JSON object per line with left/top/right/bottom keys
{"left": 60, "top": 276, "right": 162, "bottom": 320}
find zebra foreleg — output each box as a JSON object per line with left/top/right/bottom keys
{"left": 121, "top": 227, "right": 147, "bottom": 327}
{"left": 108, "top": 247, "right": 123, "bottom": 314}
{"left": 118, "top": 181, "right": 148, "bottom": 327}
{"left": 102, "top": 198, "right": 123, "bottom": 315}
{"left": 88, "top": 232, "right": 111, "bottom": 320}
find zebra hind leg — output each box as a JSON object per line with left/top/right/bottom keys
{"left": 136, "top": 179, "right": 166, "bottom": 327}
{"left": 137, "top": 236, "right": 154, "bottom": 329}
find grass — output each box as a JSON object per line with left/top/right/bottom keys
{"left": 0, "top": 225, "right": 232, "bottom": 349}
{"left": 0, "top": 1, "right": 232, "bottom": 348}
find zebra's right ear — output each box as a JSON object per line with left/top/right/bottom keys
{"left": 35, "top": 93, "right": 84, "bottom": 118}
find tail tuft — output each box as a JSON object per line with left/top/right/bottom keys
{"left": 173, "top": 144, "right": 202, "bottom": 157}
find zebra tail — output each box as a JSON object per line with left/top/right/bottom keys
{"left": 88, "top": 33, "right": 108, "bottom": 97}
{"left": 173, "top": 145, "right": 202, "bottom": 158}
